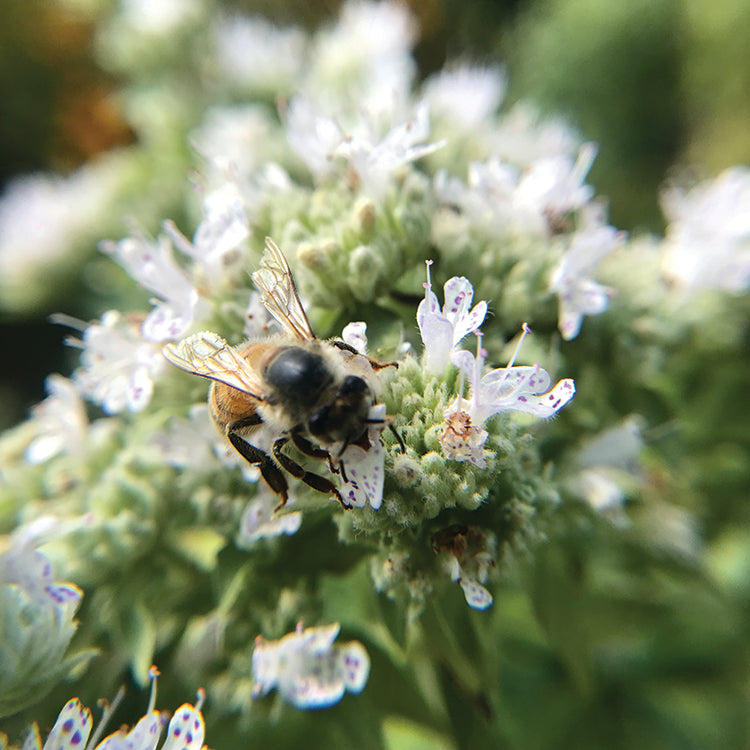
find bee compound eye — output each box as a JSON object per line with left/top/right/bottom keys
{"left": 308, "top": 405, "right": 330, "bottom": 437}
{"left": 339, "top": 375, "right": 370, "bottom": 397}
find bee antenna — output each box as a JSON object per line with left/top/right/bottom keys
{"left": 339, "top": 459, "right": 349, "bottom": 484}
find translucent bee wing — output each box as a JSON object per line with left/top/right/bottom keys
{"left": 459, "top": 578, "right": 494, "bottom": 610}
{"left": 251, "top": 238, "right": 316, "bottom": 342}
{"left": 160, "top": 704, "right": 205, "bottom": 750}
{"left": 41, "top": 699, "right": 92, "bottom": 750}
{"left": 163, "top": 331, "right": 264, "bottom": 398}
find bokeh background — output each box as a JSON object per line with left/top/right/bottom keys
{"left": 1, "top": 0, "right": 749, "bottom": 429}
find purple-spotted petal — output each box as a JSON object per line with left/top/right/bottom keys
{"left": 41, "top": 699, "right": 92, "bottom": 750}
{"left": 509, "top": 378, "right": 576, "bottom": 418}
{"left": 161, "top": 703, "right": 205, "bottom": 750}
{"left": 459, "top": 578, "right": 493, "bottom": 610}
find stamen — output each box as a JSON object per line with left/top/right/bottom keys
{"left": 495, "top": 323, "right": 531, "bottom": 389}
{"left": 194, "top": 688, "right": 206, "bottom": 712}
{"left": 48, "top": 312, "right": 89, "bottom": 332}
{"left": 86, "top": 686, "right": 126, "bottom": 749}
{"left": 147, "top": 665, "right": 160, "bottom": 714}
{"left": 422, "top": 259, "right": 434, "bottom": 291}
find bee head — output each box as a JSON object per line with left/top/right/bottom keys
{"left": 308, "top": 375, "right": 374, "bottom": 446}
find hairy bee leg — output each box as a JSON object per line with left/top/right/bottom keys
{"left": 227, "top": 431, "right": 290, "bottom": 510}
{"left": 272, "top": 437, "right": 353, "bottom": 510}
{"left": 290, "top": 429, "right": 329, "bottom": 459}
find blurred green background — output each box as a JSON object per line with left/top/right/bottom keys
{"left": 1, "top": 0, "right": 748, "bottom": 424}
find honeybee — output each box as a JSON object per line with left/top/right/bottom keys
{"left": 163, "top": 238, "right": 399, "bottom": 511}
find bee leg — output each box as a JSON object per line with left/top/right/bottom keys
{"left": 290, "top": 429, "right": 329, "bottom": 460}
{"left": 272, "top": 436, "right": 352, "bottom": 510}
{"left": 227, "top": 431, "right": 290, "bottom": 511}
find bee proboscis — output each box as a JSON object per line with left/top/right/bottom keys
{"left": 163, "top": 238, "right": 399, "bottom": 510}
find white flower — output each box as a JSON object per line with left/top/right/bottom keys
{"left": 100, "top": 235, "right": 204, "bottom": 343}
{"left": 449, "top": 327, "right": 576, "bottom": 426}
{"left": 661, "top": 167, "right": 750, "bottom": 295}
{"left": 243, "top": 290, "right": 280, "bottom": 340}
{"left": 0, "top": 517, "right": 82, "bottom": 610}
{"left": 163, "top": 183, "right": 249, "bottom": 284}
{"left": 434, "top": 159, "right": 519, "bottom": 237}
{"left": 72, "top": 311, "right": 167, "bottom": 414}
{"left": 237, "top": 492, "right": 302, "bottom": 547}
{"left": 307, "top": 0, "right": 416, "bottom": 113}
{"left": 213, "top": 14, "right": 306, "bottom": 92}
{"left": 569, "top": 416, "right": 644, "bottom": 525}
{"left": 423, "top": 64, "right": 506, "bottom": 129}
{"left": 432, "top": 525, "right": 495, "bottom": 610}
{"left": 488, "top": 102, "right": 581, "bottom": 168}
{"left": 154, "top": 404, "right": 261, "bottom": 482}
{"left": 341, "top": 321, "right": 368, "bottom": 355}
{"left": 286, "top": 97, "right": 445, "bottom": 196}
{"left": 25, "top": 375, "right": 88, "bottom": 465}
{"left": 190, "top": 104, "right": 271, "bottom": 180}
{"left": 513, "top": 143, "right": 598, "bottom": 235}
{"left": 444, "top": 555, "right": 494, "bottom": 611}
{"left": 284, "top": 96, "right": 346, "bottom": 181}
{"left": 333, "top": 100, "right": 446, "bottom": 198}
{"left": 252, "top": 622, "right": 370, "bottom": 710}
{"left": 550, "top": 207, "right": 624, "bottom": 340}
{"left": 417, "top": 261, "right": 488, "bottom": 375}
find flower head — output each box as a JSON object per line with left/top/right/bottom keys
{"left": 252, "top": 622, "right": 370, "bottom": 710}
{"left": 417, "top": 261, "right": 488, "bottom": 375}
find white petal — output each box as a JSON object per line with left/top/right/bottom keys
{"left": 459, "top": 578, "right": 493, "bottom": 610}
